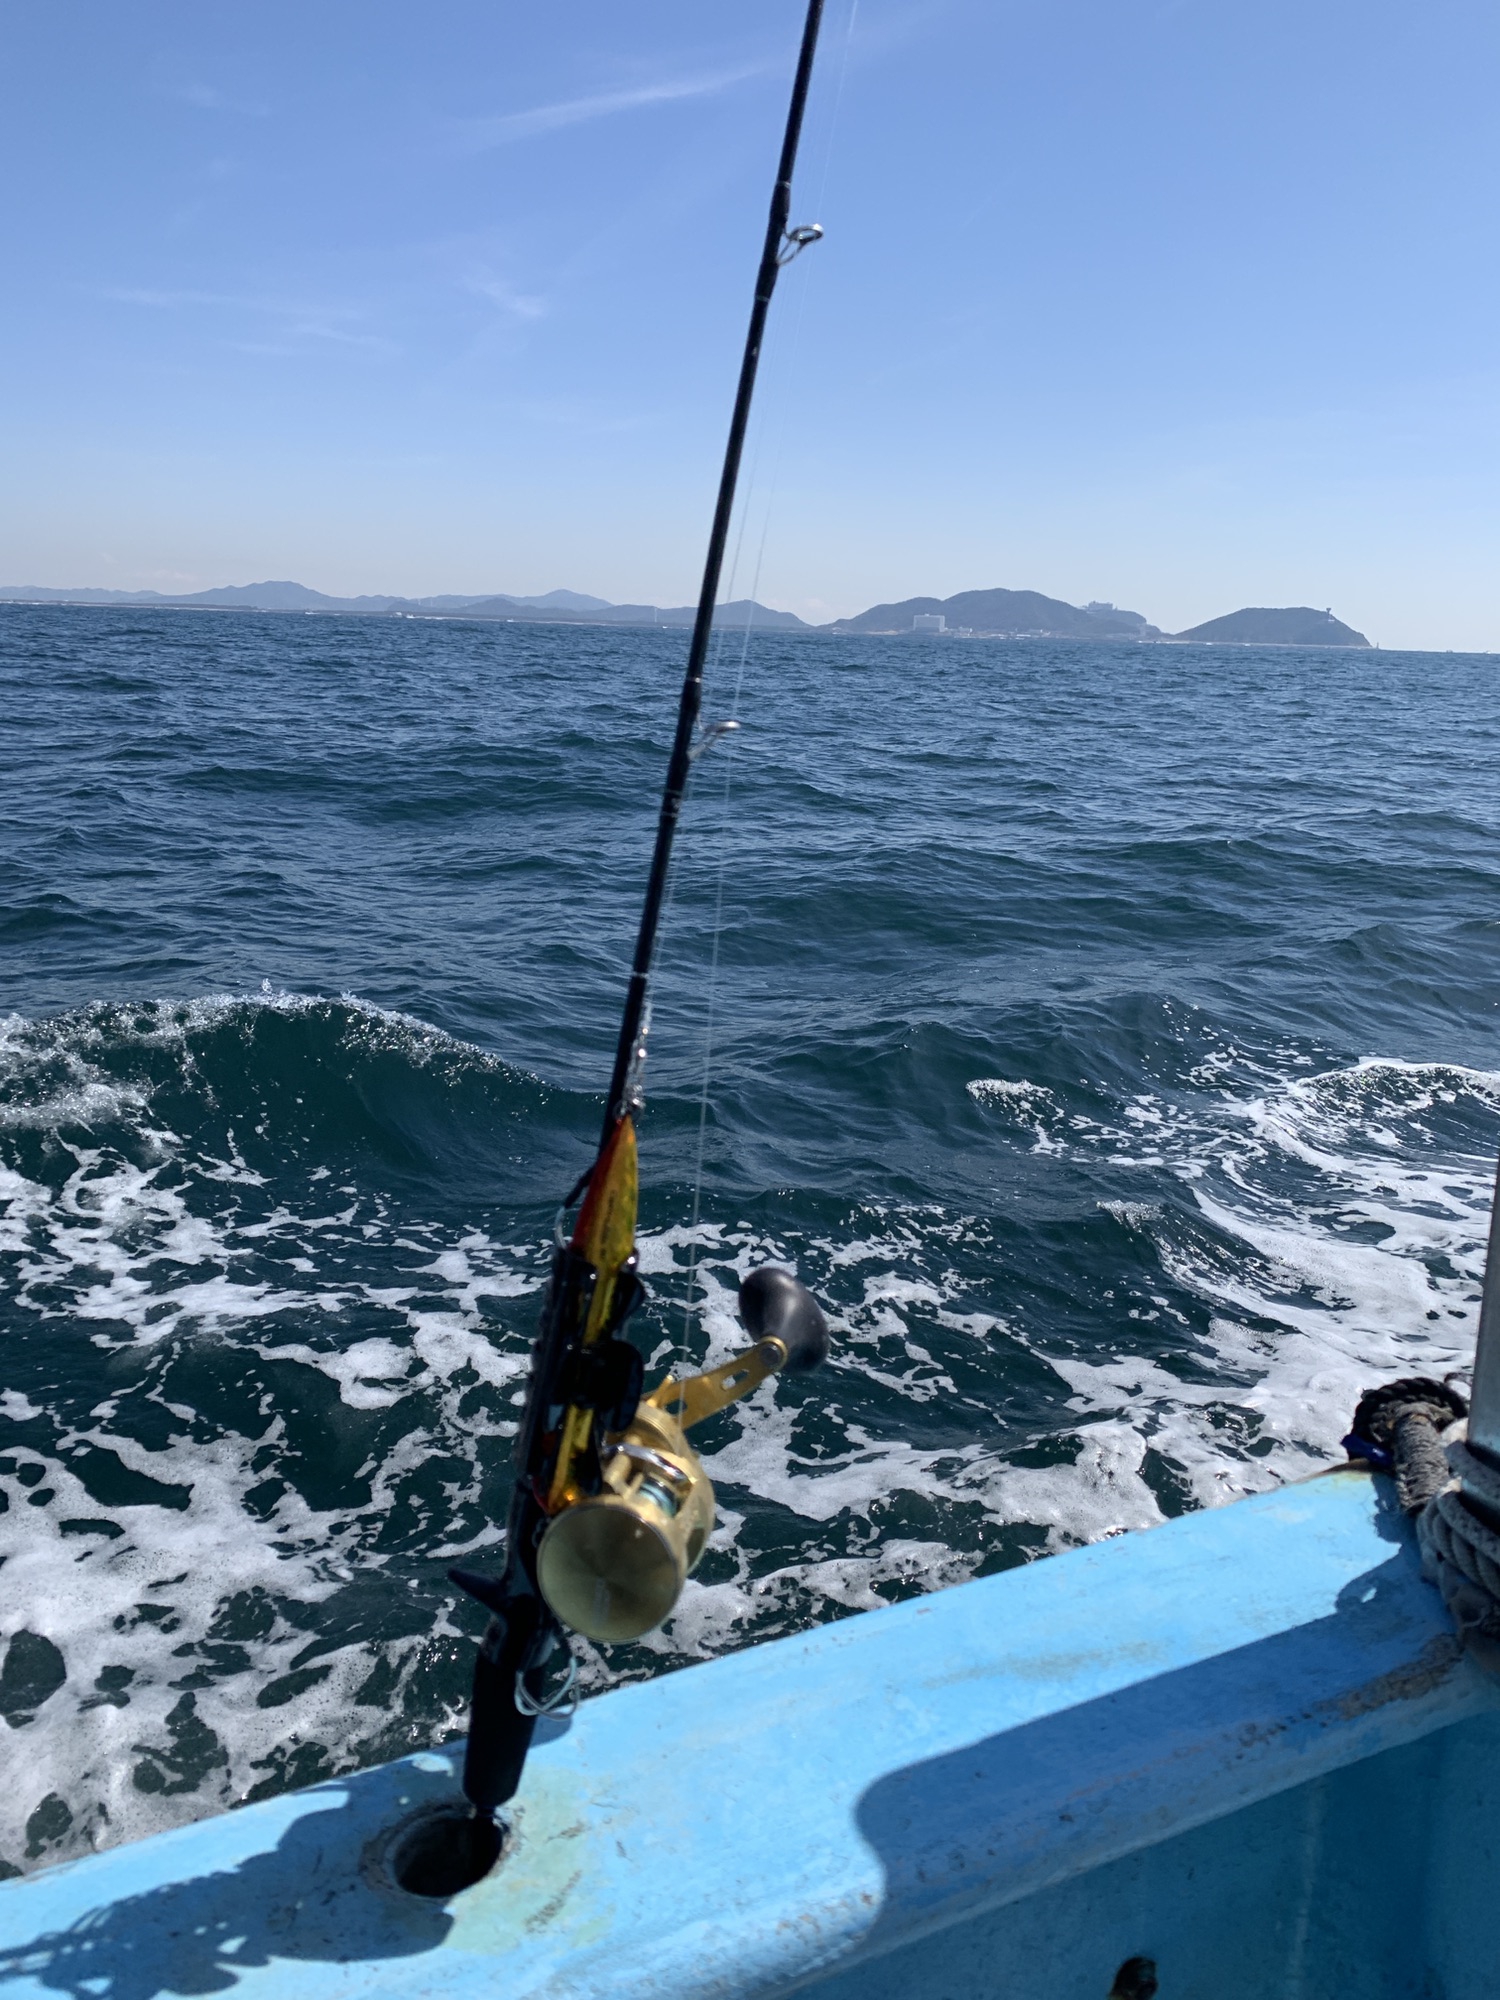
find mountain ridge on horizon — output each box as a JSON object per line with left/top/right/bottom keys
{"left": 0, "top": 579, "right": 808, "bottom": 631}
{"left": 0, "top": 578, "right": 1371, "bottom": 645}
{"left": 826, "top": 587, "right": 1160, "bottom": 640}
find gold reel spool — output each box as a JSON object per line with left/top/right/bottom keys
{"left": 537, "top": 1271, "right": 829, "bottom": 1644}
{"left": 536, "top": 1400, "right": 713, "bottom": 1644}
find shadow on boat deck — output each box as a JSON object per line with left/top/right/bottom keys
{"left": 829, "top": 1530, "right": 1463, "bottom": 1998}
{"left": 0, "top": 1784, "right": 454, "bottom": 2000}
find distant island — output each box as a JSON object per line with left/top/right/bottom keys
{"left": 1172, "top": 606, "right": 1369, "bottom": 647}
{"left": 827, "top": 588, "right": 1159, "bottom": 639}
{"left": 0, "top": 579, "right": 1371, "bottom": 647}
{"left": 825, "top": 589, "right": 1370, "bottom": 646}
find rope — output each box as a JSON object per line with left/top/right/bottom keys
{"left": 1417, "top": 1442, "right": 1500, "bottom": 1657}
{"left": 1344, "top": 1376, "right": 1466, "bottom": 1512}
{"left": 1345, "top": 1375, "right": 1500, "bottom": 1668}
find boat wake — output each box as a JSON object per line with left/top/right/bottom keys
{"left": 1, "top": 993, "right": 1495, "bottom": 1873}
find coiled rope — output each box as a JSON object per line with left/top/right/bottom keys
{"left": 1418, "top": 1441, "right": 1500, "bottom": 1660}
{"left": 1345, "top": 1376, "right": 1500, "bottom": 1669}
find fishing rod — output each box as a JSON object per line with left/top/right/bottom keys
{"left": 450, "top": 0, "right": 832, "bottom": 1819}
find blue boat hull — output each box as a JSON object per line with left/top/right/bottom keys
{"left": 3, "top": 1467, "right": 1495, "bottom": 1998}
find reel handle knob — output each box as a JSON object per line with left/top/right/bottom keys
{"left": 738, "top": 1267, "right": 829, "bottom": 1374}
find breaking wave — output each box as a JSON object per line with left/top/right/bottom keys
{"left": 3, "top": 991, "right": 1496, "bottom": 1873}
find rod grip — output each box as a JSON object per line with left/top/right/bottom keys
{"left": 460, "top": 1606, "right": 542, "bottom": 1814}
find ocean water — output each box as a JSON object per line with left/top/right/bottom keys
{"left": 2, "top": 602, "right": 1498, "bottom": 1875}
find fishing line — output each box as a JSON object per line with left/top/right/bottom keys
{"left": 676, "top": 0, "right": 860, "bottom": 1366}
{"left": 812, "top": 0, "right": 859, "bottom": 220}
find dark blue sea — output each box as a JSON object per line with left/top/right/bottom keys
{"left": 2, "top": 603, "right": 1497, "bottom": 1873}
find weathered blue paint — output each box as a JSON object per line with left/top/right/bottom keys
{"left": 2, "top": 1468, "right": 1496, "bottom": 1999}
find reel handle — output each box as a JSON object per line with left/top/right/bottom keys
{"left": 738, "top": 1267, "right": 829, "bottom": 1374}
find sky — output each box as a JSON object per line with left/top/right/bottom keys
{"left": 3, "top": 0, "right": 1499, "bottom": 647}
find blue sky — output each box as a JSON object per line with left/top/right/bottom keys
{"left": 3, "top": 0, "right": 1498, "bottom": 646}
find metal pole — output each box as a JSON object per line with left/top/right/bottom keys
{"left": 1464, "top": 1156, "right": 1500, "bottom": 1470}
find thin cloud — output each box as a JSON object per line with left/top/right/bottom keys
{"left": 99, "top": 287, "right": 394, "bottom": 354}
{"left": 103, "top": 286, "right": 356, "bottom": 322}
{"left": 228, "top": 332, "right": 395, "bottom": 357}
{"left": 103, "top": 287, "right": 242, "bottom": 309}
{"left": 454, "top": 66, "right": 763, "bottom": 151}
{"left": 161, "top": 79, "right": 271, "bottom": 116}
{"left": 466, "top": 273, "right": 547, "bottom": 321}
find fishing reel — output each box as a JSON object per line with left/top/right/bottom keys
{"left": 536, "top": 1267, "right": 829, "bottom": 1643}
{"left": 451, "top": 1119, "right": 831, "bottom": 1814}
